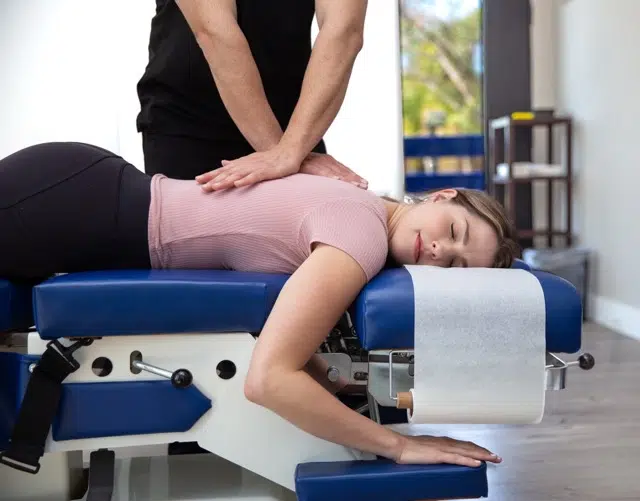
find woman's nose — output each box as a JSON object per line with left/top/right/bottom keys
{"left": 430, "top": 240, "right": 441, "bottom": 260}
{"left": 431, "top": 240, "right": 451, "bottom": 262}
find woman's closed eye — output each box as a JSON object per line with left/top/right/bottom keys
{"left": 449, "top": 222, "right": 457, "bottom": 267}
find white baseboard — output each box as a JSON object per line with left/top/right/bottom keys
{"left": 589, "top": 295, "right": 640, "bottom": 341}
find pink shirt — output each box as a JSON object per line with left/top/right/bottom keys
{"left": 147, "top": 173, "right": 389, "bottom": 281}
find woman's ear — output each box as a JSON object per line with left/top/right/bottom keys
{"left": 430, "top": 188, "right": 458, "bottom": 202}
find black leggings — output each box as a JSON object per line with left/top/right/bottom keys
{"left": 0, "top": 142, "right": 152, "bottom": 281}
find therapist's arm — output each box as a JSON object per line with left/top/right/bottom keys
{"left": 176, "top": 0, "right": 283, "bottom": 152}
{"left": 278, "top": 0, "right": 368, "bottom": 163}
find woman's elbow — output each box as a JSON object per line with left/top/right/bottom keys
{"left": 243, "top": 372, "right": 265, "bottom": 405}
{"left": 244, "top": 365, "right": 281, "bottom": 407}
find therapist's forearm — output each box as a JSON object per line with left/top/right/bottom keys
{"left": 195, "top": 29, "right": 284, "bottom": 152}
{"left": 278, "top": 28, "right": 363, "bottom": 162}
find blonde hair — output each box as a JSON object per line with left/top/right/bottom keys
{"left": 394, "top": 189, "right": 521, "bottom": 268}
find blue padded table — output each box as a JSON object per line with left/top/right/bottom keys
{"left": 354, "top": 267, "right": 583, "bottom": 354}
{"left": 0, "top": 278, "right": 34, "bottom": 333}
{"left": 0, "top": 261, "right": 593, "bottom": 501}
{"left": 30, "top": 262, "right": 582, "bottom": 355}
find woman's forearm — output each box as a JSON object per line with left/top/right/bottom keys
{"left": 245, "top": 368, "right": 405, "bottom": 460}
{"left": 245, "top": 244, "right": 405, "bottom": 460}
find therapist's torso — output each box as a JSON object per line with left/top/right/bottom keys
{"left": 136, "top": 0, "right": 318, "bottom": 151}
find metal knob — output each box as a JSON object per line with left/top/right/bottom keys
{"left": 327, "top": 366, "right": 340, "bottom": 383}
{"left": 171, "top": 369, "right": 193, "bottom": 388}
{"left": 131, "top": 358, "right": 193, "bottom": 389}
{"left": 578, "top": 353, "right": 595, "bottom": 370}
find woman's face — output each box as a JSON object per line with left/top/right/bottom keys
{"left": 388, "top": 190, "right": 500, "bottom": 268}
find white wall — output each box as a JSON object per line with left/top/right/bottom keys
{"left": 312, "top": 4, "right": 405, "bottom": 199}
{"left": 0, "top": 0, "right": 154, "bottom": 169}
{"left": 0, "top": 0, "right": 404, "bottom": 198}
{"left": 554, "top": 0, "right": 640, "bottom": 339}
{"left": 530, "top": 0, "right": 563, "bottom": 241}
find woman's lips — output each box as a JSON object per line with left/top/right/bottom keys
{"left": 415, "top": 233, "right": 422, "bottom": 263}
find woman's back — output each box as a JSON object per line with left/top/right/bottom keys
{"left": 148, "top": 173, "right": 390, "bottom": 280}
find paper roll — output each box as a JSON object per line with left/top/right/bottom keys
{"left": 404, "top": 265, "right": 546, "bottom": 424}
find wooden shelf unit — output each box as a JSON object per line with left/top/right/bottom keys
{"left": 487, "top": 114, "right": 573, "bottom": 248}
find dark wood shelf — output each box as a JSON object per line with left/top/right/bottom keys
{"left": 490, "top": 115, "right": 572, "bottom": 129}
{"left": 492, "top": 175, "right": 572, "bottom": 184}
{"left": 517, "top": 229, "right": 571, "bottom": 238}
{"left": 487, "top": 113, "right": 573, "bottom": 248}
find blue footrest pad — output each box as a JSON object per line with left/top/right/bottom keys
{"left": 0, "top": 351, "right": 212, "bottom": 446}
{"left": 295, "top": 459, "right": 487, "bottom": 501}
{"left": 0, "top": 279, "right": 34, "bottom": 333}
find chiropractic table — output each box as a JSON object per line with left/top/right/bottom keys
{"left": 0, "top": 260, "right": 594, "bottom": 501}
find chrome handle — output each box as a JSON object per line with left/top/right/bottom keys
{"left": 130, "top": 352, "right": 193, "bottom": 389}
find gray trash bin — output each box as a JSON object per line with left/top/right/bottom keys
{"left": 522, "top": 246, "right": 591, "bottom": 320}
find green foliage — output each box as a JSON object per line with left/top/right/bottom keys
{"left": 401, "top": 2, "right": 482, "bottom": 136}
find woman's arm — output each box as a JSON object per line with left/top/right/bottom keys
{"left": 244, "top": 244, "right": 502, "bottom": 466}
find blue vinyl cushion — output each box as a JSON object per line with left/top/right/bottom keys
{"left": 353, "top": 267, "right": 582, "bottom": 353}
{"left": 295, "top": 459, "right": 488, "bottom": 501}
{"left": 33, "top": 270, "right": 289, "bottom": 339}
{"left": 30, "top": 261, "right": 580, "bottom": 354}
{"left": 52, "top": 380, "right": 211, "bottom": 441}
{"left": 0, "top": 279, "right": 34, "bottom": 333}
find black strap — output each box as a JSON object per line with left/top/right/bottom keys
{"left": 0, "top": 338, "right": 92, "bottom": 474}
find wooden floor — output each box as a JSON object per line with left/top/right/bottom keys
{"left": 418, "top": 322, "right": 640, "bottom": 500}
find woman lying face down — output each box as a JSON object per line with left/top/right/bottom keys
{"left": 0, "top": 142, "right": 519, "bottom": 470}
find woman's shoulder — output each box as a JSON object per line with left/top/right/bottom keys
{"left": 287, "top": 173, "right": 387, "bottom": 213}
{"left": 295, "top": 181, "right": 389, "bottom": 281}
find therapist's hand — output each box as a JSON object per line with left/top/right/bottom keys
{"left": 196, "top": 146, "right": 301, "bottom": 192}
{"left": 300, "top": 153, "right": 368, "bottom": 189}
{"left": 196, "top": 149, "right": 368, "bottom": 191}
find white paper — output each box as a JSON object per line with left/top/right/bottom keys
{"left": 404, "top": 265, "right": 546, "bottom": 424}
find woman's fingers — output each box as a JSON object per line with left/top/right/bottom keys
{"left": 441, "top": 444, "right": 501, "bottom": 463}
{"left": 398, "top": 435, "right": 501, "bottom": 467}
{"left": 438, "top": 437, "right": 494, "bottom": 454}
{"left": 435, "top": 451, "right": 483, "bottom": 468}
{"left": 429, "top": 437, "right": 500, "bottom": 462}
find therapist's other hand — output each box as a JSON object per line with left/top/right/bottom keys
{"left": 301, "top": 153, "right": 368, "bottom": 190}
{"left": 196, "top": 146, "right": 301, "bottom": 192}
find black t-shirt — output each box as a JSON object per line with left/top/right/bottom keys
{"left": 136, "top": 0, "right": 325, "bottom": 157}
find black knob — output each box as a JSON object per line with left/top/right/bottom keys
{"left": 578, "top": 353, "right": 595, "bottom": 370}
{"left": 171, "top": 369, "right": 193, "bottom": 388}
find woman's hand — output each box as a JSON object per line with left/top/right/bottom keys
{"left": 393, "top": 434, "right": 502, "bottom": 468}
